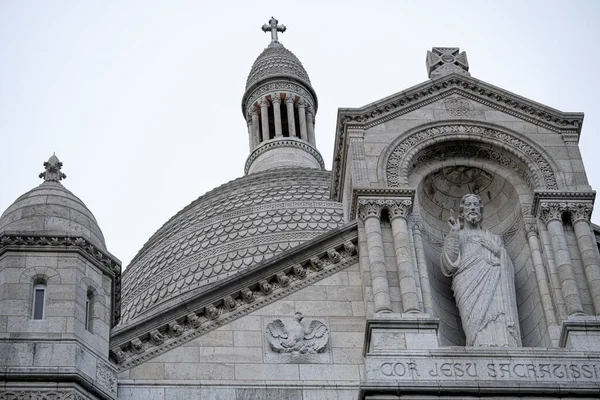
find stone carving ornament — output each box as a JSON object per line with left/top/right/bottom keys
{"left": 266, "top": 312, "right": 329, "bottom": 354}
{"left": 441, "top": 194, "right": 521, "bottom": 347}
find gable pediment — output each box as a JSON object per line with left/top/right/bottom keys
{"left": 109, "top": 222, "right": 358, "bottom": 371}
{"left": 331, "top": 73, "right": 584, "bottom": 200}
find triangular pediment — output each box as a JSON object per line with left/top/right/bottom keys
{"left": 109, "top": 222, "right": 358, "bottom": 371}
{"left": 331, "top": 73, "right": 584, "bottom": 201}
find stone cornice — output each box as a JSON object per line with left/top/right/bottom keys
{"left": 531, "top": 190, "right": 596, "bottom": 218}
{"left": 245, "top": 137, "right": 325, "bottom": 174}
{"left": 351, "top": 188, "right": 415, "bottom": 220}
{"left": 110, "top": 222, "right": 358, "bottom": 371}
{"left": 330, "top": 73, "right": 584, "bottom": 201}
{"left": 0, "top": 234, "right": 122, "bottom": 327}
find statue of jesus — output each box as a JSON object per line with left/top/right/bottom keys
{"left": 441, "top": 194, "right": 521, "bottom": 347}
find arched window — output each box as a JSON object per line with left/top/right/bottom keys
{"left": 32, "top": 283, "right": 46, "bottom": 320}
{"left": 85, "top": 291, "right": 94, "bottom": 332}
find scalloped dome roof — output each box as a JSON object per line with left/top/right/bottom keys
{"left": 0, "top": 181, "right": 107, "bottom": 251}
{"left": 245, "top": 42, "right": 312, "bottom": 91}
{"left": 120, "top": 168, "right": 343, "bottom": 325}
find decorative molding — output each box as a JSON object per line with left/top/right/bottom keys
{"left": 351, "top": 188, "right": 416, "bottom": 221}
{"left": 331, "top": 73, "right": 584, "bottom": 200}
{"left": 244, "top": 138, "right": 325, "bottom": 174}
{"left": 96, "top": 363, "right": 118, "bottom": 395}
{"left": 0, "top": 234, "right": 121, "bottom": 326}
{"left": 0, "top": 392, "right": 85, "bottom": 400}
{"left": 243, "top": 80, "right": 317, "bottom": 116}
{"left": 568, "top": 202, "right": 594, "bottom": 222}
{"left": 111, "top": 225, "right": 359, "bottom": 371}
{"left": 531, "top": 191, "right": 596, "bottom": 218}
{"left": 385, "top": 124, "right": 557, "bottom": 190}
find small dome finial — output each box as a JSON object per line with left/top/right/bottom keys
{"left": 261, "top": 17, "right": 286, "bottom": 45}
{"left": 39, "top": 153, "right": 66, "bottom": 183}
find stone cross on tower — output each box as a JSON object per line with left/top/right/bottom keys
{"left": 262, "top": 17, "right": 286, "bottom": 43}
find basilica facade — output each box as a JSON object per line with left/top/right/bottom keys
{"left": 1, "top": 18, "right": 599, "bottom": 400}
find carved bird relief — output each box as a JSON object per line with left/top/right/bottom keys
{"left": 266, "top": 312, "right": 329, "bottom": 354}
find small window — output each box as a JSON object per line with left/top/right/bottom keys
{"left": 85, "top": 291, "right": 93, "bottom": 331}
{"left": 32, "top": 284, "right": 46, "bottom": 320}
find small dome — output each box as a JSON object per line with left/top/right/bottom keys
{"left": 0, "top": 182, "right": 107, "bottom": 251}
{"left": 245, "top": 42, "right": 312, "bottom": 91}
{"left": 0, "top": 155, "right": 106, "bottom": 251}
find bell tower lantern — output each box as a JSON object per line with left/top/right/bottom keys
{"left": 241, "top": 17, "right": 324, "bottom": 174}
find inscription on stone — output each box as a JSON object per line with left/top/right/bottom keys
{"left": 368, "top": 358, "right": 600, "bottom": 383}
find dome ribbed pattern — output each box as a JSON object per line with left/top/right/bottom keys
{"left": 0, "top": 182, "right": 106, "bottom": 251}
{"left": 245, "top": 43, "right": 311, "bottom": 91}
{"left": 120, "top": 169, "right": 344, "bottom": 325}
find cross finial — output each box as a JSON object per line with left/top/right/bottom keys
{"left": 262, "top": 17, "right": 286, "bottom": 44}
{"left": 39, "top": 153, "right": 66, "bottom": 183}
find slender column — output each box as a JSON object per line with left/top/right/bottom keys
{"left": 539, "top": 202, "right": 584, "bottom": 316}
{"left": 358, "top": 200, "right": 392, "bottom": 313}
{"left": 271, "top": 94, "right": 283, "bottom": 137}
{"left": 569, "top": 202, "right": 600, "bottom": 314}
{"left": 285, "top": 94, "right": 297, "bottom": 138}
{"left": 389, "top": 199, "right": 420, "bottom": 313}
{"left": 259, "top": 98, "right": 270, "bottom": 142}
{"left": 247, "top": 120, "right": 254, "bottom": 151}
{"left": 251, "top": 107, "right": 261, "bottom": 145}
{"left": 539, "top": 225, "right": 568, "bottom": 319}
{"left": 412, "top": 219, "right": 433, "bottom": 315}
{"left": 525, "top": 221, "right": 557, "bottom": 326}
{"left": 297, "top": 99, "right": 308, "bottom": 141}
{"left": 306, "top": 106, "right": 315, "bottom": 146}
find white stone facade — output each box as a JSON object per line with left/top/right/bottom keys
{"left": 1, "top": 27, "right": 600, "bottom": 400}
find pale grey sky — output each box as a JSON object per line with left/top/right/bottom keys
{"left": 1, "top": 1, "right": 599, "bottom": 268}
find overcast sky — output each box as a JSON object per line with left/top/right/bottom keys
{"left": 1, "top": 1, "right": 599, "bottom": 268}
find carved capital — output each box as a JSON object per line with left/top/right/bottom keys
{"left": 296, "top": 98, "right": 306, "bottom": 108}
{"left": 357, "top": 200, "right": 384, "bottom": 220}
{"left": 568, "top": 202, "right": 594, "bottom": 223}
{"left": 387, "top": 199, "right": 413, "bottom": 220}
{"left": 538, "top": 202, "right": 568, "bottom": 224}
{"left": 259, "top": 98, "right": 270, "bottom": 108}
{"left": 270, "top": 93, "right": 282, "bottom": 104}
{"left": 284, "top": 93, "right": 295, "bottom": 105}
{"left": 524, "top": 218, "right": 539, "bottom": 238}
{"left": 250, "top": 106, "right": 259, "bottom": 117}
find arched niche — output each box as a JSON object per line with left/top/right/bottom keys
{"left": 405, "top": 149, "right": 551, "bottom": 347}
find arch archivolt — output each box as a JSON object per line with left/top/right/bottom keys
{"left": 383, "top": 123, "right": 560, "bottom": 191}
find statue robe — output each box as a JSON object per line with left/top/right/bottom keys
{"left": 441, "top": 228, "right": 521, "bottom": 347}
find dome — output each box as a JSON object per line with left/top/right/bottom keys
{"left": 0, "top": 181, "right": 107, "bottom": 251}
{"left": 245, "top": 42, "right": 312, "bottom": 92}
{"left": 0, "top": 154, "right": 106, "bottom": 251}
{"left": 120, "top": 168, "right": 344, "bottom": 325}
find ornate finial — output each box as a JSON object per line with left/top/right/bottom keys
{"left": 262, "top": 16, "right": 286, "bottom": 44}
{"left": 426, "top": 47, "right": 470, "bottom": 79}
{"left": 39, "top": 153, "right": 66, "bottom": 183}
